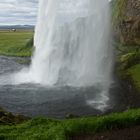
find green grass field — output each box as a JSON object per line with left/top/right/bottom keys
{"left": 0, "top": 109, "right": 140, "bottom": 140}
{"left": 0, "top": 31, "right": 33, "bottom": 57}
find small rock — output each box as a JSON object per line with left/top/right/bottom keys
{"left": 65, "top": 114, "right": 79, "bottom": 119}
{"left": 101, "top": 135, "right": 104, "bottom": 139}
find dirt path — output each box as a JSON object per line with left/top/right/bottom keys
{"left": 69, "top": 125, "right": 140, "bottom": 140}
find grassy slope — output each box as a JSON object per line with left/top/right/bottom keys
{"left": 0, "top": 109, "right": 140, "bottom": 140}
{"left": 0, "top": 31, "right": 33, "bottom": 57}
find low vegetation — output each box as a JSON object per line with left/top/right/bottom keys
{"left": 0, "top": 109, "right": 140, "bottom": 140}
{"left": 0, "top": 31, "right": 33, "bottom": 57}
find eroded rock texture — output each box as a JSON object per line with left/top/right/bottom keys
{"left": 114, "top": 0, "right": 140, "bottom": 45}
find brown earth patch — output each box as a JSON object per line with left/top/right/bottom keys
{"left": 69, "top": 125, "right": 140, "bottom": 140}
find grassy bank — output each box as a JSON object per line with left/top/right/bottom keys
{"left": 0, "top": 30, "right": 33, "bottom": 57}
{"left": 0, "top": 109, "right": 140, "bottom": 140}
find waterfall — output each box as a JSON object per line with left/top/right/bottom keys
{"left": 15, "top": 0, "right": 112, "bottom": 88}
{"left": 11, "top": 0, "right": 113, "bottom": 111}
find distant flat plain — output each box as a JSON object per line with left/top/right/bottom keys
{"left": 0, "top": 29, "right": 33, "bottom": 57}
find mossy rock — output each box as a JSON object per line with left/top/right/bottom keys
{"left": 126, "top": 64, "right": 140, "bottom": 92}
{"left": 119, "top": 51, "right": 140, "bottom": 70}
{"left": 117, "top": 44, "right": 140, "bottom": 94}
{"left": 0, "top": 107, "right": 29, "bottom": 125}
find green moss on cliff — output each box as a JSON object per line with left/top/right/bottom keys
{"left": 117, "top": 46, "right": 140, "bottom": 93}
{"left": 126, "top": 64, "right": 140, "bottom": 92}
{"left": 112, "top": 0, "right": 127, "bottom": 25}
{"left": 119, "top": 51, "right": 140, "bottom": 69}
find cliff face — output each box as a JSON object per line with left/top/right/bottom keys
{"left": 113, "top": 0, "right": 140, "bottom": 45}
{"left": 114, "top": 0, "right": 140, "bottom": 94}
{"left": 126, "top": 0, "right": 140, "bottom": 17}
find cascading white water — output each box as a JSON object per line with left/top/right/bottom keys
{"left": 11, "top": 0, "right": 113, "bottom": 111}
{"left": 16, "top": 0, "right": 112, "bottom": 88}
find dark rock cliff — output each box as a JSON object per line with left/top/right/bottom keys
{"left": 113, "top": 0, "right": 140, "bottom": 45}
